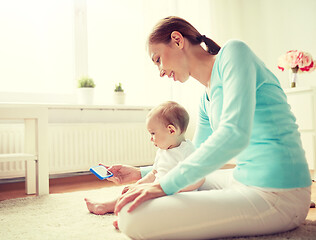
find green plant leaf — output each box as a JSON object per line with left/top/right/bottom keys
{"left": 78, "top": 77, "right": 96, "bottom": 88}
{"left": 114, "top": 82, "right": 124, "bottom": 92}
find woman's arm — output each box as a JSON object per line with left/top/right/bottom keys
{"left": 192, "top": 93, "right": 213, "bottom": 148}
{"left": 106, "top": 164, "right": 142, "bottom": 184}
{"left": 104, "top": 165, "right": 154, "bottom": 184}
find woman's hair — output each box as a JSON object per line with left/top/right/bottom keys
{"left": 147, "top": 101, "right": 189, "bottom": 134}
{"left": 148, "top": 16, "right": 220, "bottom": 55}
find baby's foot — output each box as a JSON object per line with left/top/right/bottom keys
{"left": 84, "top": 198, "right": 115, "bottom": 215}
{"left": 113, "top": 220, "right": 119, "bottom": 230}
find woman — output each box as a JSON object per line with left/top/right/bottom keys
{"left": 110, "top": 16, "right": 312, "bottom": 239}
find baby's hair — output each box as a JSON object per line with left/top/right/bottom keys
{"left": 147, "top": 101, "right": 189, "bottom": 134}
{"left": 147, "top": 16, "right": 220, "bottom": 55}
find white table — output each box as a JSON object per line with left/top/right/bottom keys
{"left": 0, "top": 104, "right": 49, "bottom": 195}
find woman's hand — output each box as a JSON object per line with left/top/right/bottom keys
{"left": 121, "top": 184, "right": 136, "bottom": 195}
{"left": 100, "top": 164, "right": 142, "bottom": 185}
{"left": 114, "top": 182, "right": 166, "bottom": 215}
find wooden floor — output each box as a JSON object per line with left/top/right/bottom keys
{"left": 0, "top": 173, "right": 315, "bottom": 221}
{"left": 0, "top": 174, "right": 116, "bottom": 201}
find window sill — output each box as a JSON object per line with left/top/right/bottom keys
{"left": 0, "top": 102, "right": 154, "bottom": 123}
{"left": 0, "top": 102, "right": 153, "bottom": 111}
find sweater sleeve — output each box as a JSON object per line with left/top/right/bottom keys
{"left": 140, "top": 166, "right": 153, "bottom": 178}
{"left": 159, "top": 41, "right": 257, "bottom": 195}
{"left": 192, "top": 93, "right": 213, "bottom": 148}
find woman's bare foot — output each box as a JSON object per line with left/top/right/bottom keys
{"left": 84, "top": 198, "right": 116, "bottom": 215}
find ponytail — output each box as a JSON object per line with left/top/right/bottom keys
{"left": 196, "top": 35, "right": 221, "bottom": 55}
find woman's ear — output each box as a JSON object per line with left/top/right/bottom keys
{"left": 170, "top": 31, "right": 184, "bottom": 49}
{"left": 167, "top": 124, "right": 177, "bottom": 134}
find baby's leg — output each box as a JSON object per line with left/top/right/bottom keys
{"left": 84, "top": 197, "right": 117, "bottom": 215}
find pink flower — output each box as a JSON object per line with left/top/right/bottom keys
{"left": 278, "top": 50, "right": 315, "bottom": 73}
{"left": 300, "top": 60, "right": 314, "bottom": 72}
{"left": 278, "top": 66, "right": 284, "bottom": 71}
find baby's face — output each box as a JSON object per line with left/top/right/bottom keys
{"left": 146, "top": 116, "right": 178, "bottom": 150}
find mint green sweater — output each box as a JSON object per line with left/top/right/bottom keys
{"left": 158, "top": 40, "right": 311, "bottom": 195}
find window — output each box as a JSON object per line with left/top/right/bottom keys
{"left": 86, "top": 0, "right": 147, "bottom": 105}
{"left": 0, "top": 0, "right": 210, "bottom": 106}
{"left": 86, "top": 0, "right": 177, "bottom": 105}
{"left": 0, "top": 0, "right": 74, "bottom": 98}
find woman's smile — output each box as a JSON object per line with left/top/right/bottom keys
{"left": 168, "top": 71, "right": 175, "bottom": 81}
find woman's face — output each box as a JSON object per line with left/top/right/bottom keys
{"left": 149, "top": 41, "right": 189, "bottom": 83}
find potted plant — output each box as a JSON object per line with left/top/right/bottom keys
{"left": 77, "top": 77, "right": 96, "bottom": 105}
{"left": 113, "top": 82, "right": 125, "bottom": 104}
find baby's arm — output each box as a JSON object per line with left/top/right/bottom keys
{"left": 135, "top": 169, "right": 157, "bottom": 184}
{"left": 179, "top": 178, "right": 205, "bottom": 192}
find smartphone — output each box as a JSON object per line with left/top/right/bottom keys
{"left": 90, "top": 165, "right": 113, "bottom": 180}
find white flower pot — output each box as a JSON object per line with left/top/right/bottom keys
{"left": 113, "top": 92, "right": 125, "bottom": 104}
{"left": 77, "top": 88, "right": 95, "bottom": 105}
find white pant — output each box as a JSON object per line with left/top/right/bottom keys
{"left": 118, "top": 169, "right": 311, "bottom": 240}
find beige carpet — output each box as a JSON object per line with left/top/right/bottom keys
{"left": 1, "top": 186, "right": 316, "bottom": 240}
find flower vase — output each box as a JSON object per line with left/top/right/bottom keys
{"left": 289, "top": 72, "right": 297, "bottom": 88}
{"left": 289, "top": 66, "right": 299, "bottom": 88}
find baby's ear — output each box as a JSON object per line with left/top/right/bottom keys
{"left": 167, "top": 124, "right": 177, "bottom": 134}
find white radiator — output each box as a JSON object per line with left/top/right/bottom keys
{"left": 0, "top": 123, "right": 156, "bottom": 178}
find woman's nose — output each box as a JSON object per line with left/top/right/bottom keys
{"left": 160, "top": 69, "right": 166, "bottom": 78}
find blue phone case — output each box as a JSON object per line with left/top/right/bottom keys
{"left": 90, "top": 165, "right": 113, "bottom": 180}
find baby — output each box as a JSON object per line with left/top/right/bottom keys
{"left": 85, "top": 101, "right": 205, "bottom": 215}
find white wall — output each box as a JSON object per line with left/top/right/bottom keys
{"left": 176, "top": 0, "right": 316, "bottom": 139}
{"left": 1, "top": 0, "right": 315, "bottom": 138}
{"left": 208, "top": 0, "right": 316, "bottom": 89}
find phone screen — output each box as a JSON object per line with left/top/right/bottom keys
{"left": 94, "top": 166, "right": 112, "bottom": 176}
{"left": 90, "top": 165, "right": 113, "bottom": 180}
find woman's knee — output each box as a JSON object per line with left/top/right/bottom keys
{"left": 117, "top": 203, "right": 148, "bottom": 239}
